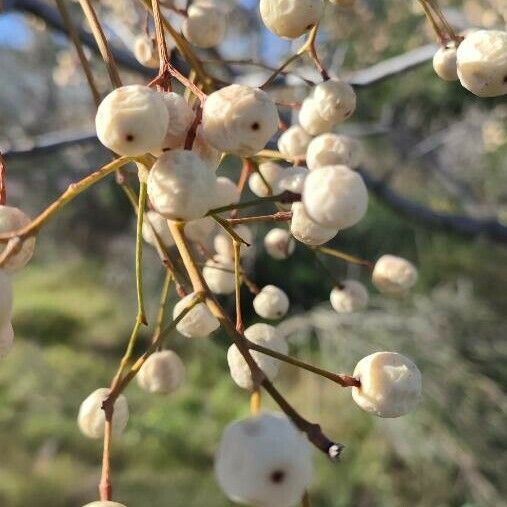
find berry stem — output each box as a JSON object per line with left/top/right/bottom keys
{"left": 208, "top": 192, "right": 300, "bottom": 215}
{"left": 233, "top": 240, "right": 244, "bottom": 334}
{"left": 135, "top": 180, "right": 148, "bottom": 325}
{"left": 0, "top": 153, "right": 6, "bottom": 206}
{"left": 226, "top": 211, "right": 293, "bottom": 225}
{"left": 153, "top": 272, "right": 173, "bottom": 348}
{"left": 250, "top": 389, "right": 262, "bottom": 416}
{"left": 312, "top": 245, "right": 374, "bottom": 270}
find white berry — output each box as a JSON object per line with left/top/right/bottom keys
{"left": 133, "top": 35, "right": 159, "bottom": 69}
{"left": 352, "top": 352, "right": 422, "bottom": 418}
{"left": 215, "top": 412, "right": 313, "bottom": 507}
{"left": 82, "top": 502, "right": 127, "bottom": 507}
{"left": 77, "top": 388, "right": 129, "bottom": 439}
{"left": 183, "top": 3, "right": 226, "bottom": 48}
{"left": 211, "top": 176, "right": 240, "bottom": 210}
{"left": 312, "top": 79, "right": 356, "bottom": 123}
{"left": 0, "top": 269, "right": 13, "bottom": 326}
{"left": 142, "top": 210, "right": 174, "bottom": 249}
{"left": 203, "top": 255, "right": 236, "bottom": 295}
{"left": 372, "top": 254, "right": 418, "bottom": 295}
{"left": 433, "top": 46, "right": 458, "bottom": 81}
{"left": 95, "top": 85, "right": 168, "bottom": 156}
{"left": 456, "top": 30, "right": 507, "bottom": 97}
{"left": 147, "top": 150, "right": 216, "bottom": 221}
{"left": 202, "top": 84, "right": 279, "bottom": 157}
{"left": 330, "top": 280, "right": 368, "bottom": 313}
{"left": 0, "top": 322, "right": 14, "bottom": 358}
{"left": 290, "top": 202, "right": 337, "bottom": 246}
{"left": 264, "top": 228, "right": 295, "bottom": 260}
{"left": 214, "top": 224, "right": 253, "bottom": 259}
{"left": 137, "top": 350, "right": 186, "bottom": 394}
{"left": 302, "top": 165, "right": 368, "bottom": 229}
{"left": 161, "top": 92, "right": 195, "bottom": 149}
{"left": 259, "top": 0, "right": 323, "bottom": 39}
{"left": 306, "top": 133, "right": 361, "bottom": 171}
{"left": 192, "top": 125, "right": 223, "bottom": 171}
{"left": 277, "top": 125, "right": 312, "bottom": 160}
{"left": 248, "top": 161, "right": 284, "bottom": 197}
{"left": 184, "top": 216, "right": 217, "bottom": 243}
{"left": 173, "top": 292, "right": 220, "bottom": 338}
{"left": 298, "top": 97, "right": 334, "bottom": 136}
{"left": 253, "top": 285, "right": 289, "bottom": 320}
{"left": 227, "top": 323, "right": 288, "bottom": 390}
{"left": 0, "top": 206, "right": 36, "bottom": 272}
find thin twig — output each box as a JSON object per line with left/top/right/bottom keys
{"left": 0, "top": 153, "right": 6, "bottom": 205}
{"left": 313, "top": 245, "right": 374, "bottom": 270}
{"left": 135, "top": 180, "right": 148, "bottom": 325}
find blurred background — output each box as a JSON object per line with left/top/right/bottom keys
{"left": 0, "top": 0, "right": 506, "bottom": 506}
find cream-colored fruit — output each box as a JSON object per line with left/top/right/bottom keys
{"left": 211, "top": 177, "right": 240, "bottom": 210}
{"left": 95, "top": 85, "right": 168, "bottom": 156}
{"left": 142, "top": 210, "right": 174, "bottom": 249}
{"left": 259, "top": 0, "right": 323, "bottom": 39}
{"left": 137, "top": 350, "right": 185, "bottom": 394}
{"left": 352, "top": 352, "right": 422, "bottom": 417}
{"left": 264, "top": 228, "right": 295, "bottom": 260}
{"left": 77, "top": 388, "right": 129, "bottom": 439}
{"left": 306, "top": 133, "right": 361, "bottom": 170}
{"left": 202, "top": 84, "right": 279, "bottom": 157}
{"left": 248, "top": 161, "right": 284, "bottom": 197}
{"left": 161, "top": 92, "right": 195, "bottom": 149}
{"left": 182, "top": 3, "right": 226, "bottom": 48}
{"left": 203, "top": 255, "right": 236, "bottom": 295}
{"left": 173, "top": 292, "right": 220, "bottom": 338}
{"left": 277, "top": 166, "right": 308, "bottom": 195}
{"left": 214, "top": 224, "right": 253, "bottom": 258}
{"left": 133, "top": 35, "right": 159, "bottom": 68}
{"left": 372, "top": 255, "right": 418, "bottom": 295}
{"left": 0, "top": 206, "right": 36, "bottom": 272}
{"left": 227, "top": 324, "right": 288, "bottom": 390}
{"left": 302, "top": 165, "right": 368, "bottom": 229}
{"left": 330, "top": 280, "right": 368, "bottom": 313}
{"left": 215, "top": 413, "right": 313, "bottom": 507}
{"left": 456, "top": 30, "right": 507, "bottom": 97}
{"left": 147, "top": 150, "right": 217, "bottom": 221}
{"left": 298, "top": 97, "right": 334, "bottom": 136}
{"left": 0, "top": 322, "right": 14, "bottom": 358}
{"left": 184, "top": 216, "right": 217, "bottom": 243}
{"left": 290, "top": 202, "right": 337, "bottom": 246}
{"left": 0, "top": 269, "right": 12, "bottom": 325}
{"left": 277, "top": 125, "right": 312, "bottom": 159}
{"left": 433, "top": 46, "right": 458, "bottom": 81}
{"left": 312, "top": 79, "right": 356, "bottom": 123}
{"left": 253, "top": 285, "right": 290, "bottom": 320}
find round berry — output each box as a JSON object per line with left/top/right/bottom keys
{"left": 183, "top": 3, "right": 226, "bottom": 48}
{"left": 352, "top": 352, "right": 422, "bottom": 418}
{"left": 277, "top": 125, "right": 312, "bottom": 160}
{"left": 253, "top": 285, "right": 290, "bottom": 320}
{"left": 161, "top": 92, "right": 195, "bottom": 150}
{"left": 330, "top": 280, "right": 368, "bottom": 313}
{"left": 202, "top": 84, "right": 279, "bottom": 157}
{"left": 211, "top": 177, "right": 240, "bottom": 210}
{"left": 312, "top": 79, "right": 356, "bottom": 123}
{"left": 184, "top": 216, "right": 217, "bottom": 243}
{"left": 302, "top": 165, "right": 368, "bottom": 229}
{"left": 264, "top": 228, "right": 295, "bottom": 260}
{"left": 133, "top": 35, "right": 159, "bottom": 69}
{"left": 248, "top": 161, "right": 284, "bottom": 198}
{"left": 147, "top": 150, "right": 217, "bottom": 221}
{"left": 456, "top": 29, "right": 507, "bottom": 97}
{"left": 260, "top": 0, "right": 323, "bottom": 39}
{"left": 214, "top": 224, "right": 253, "bottom": 259}
{"left": 227, "top": 323, "right": 288, "bottom": 390}
{"left": 298, "top": 97, "right": 334, "bottom": 136}
{"left": 137, "top": 350, "right": 186, "bottom": 394}
{"left": 215, "top": 413, "right": 313, "bottom": 507}
{"left": 306, "top": 133, "right": 361, "bottom": 171}
{"left": 173, "top": 292, "right": 220, "bottom": 338}
{"left": 0, "top": 269, "right": 13, "bottom": 326}
{"left": 290, "top": 202, "right": 337, "bottom": 246}
{"left": 433, "top": 46, "right": 458, "bottom": 81}
{"left": 0, "top": 322, "right": 14, "bottom": 359}
{"left": 95, "top": 85, "right": 168, "bottom": 156}
{"left": 372, "top": 255, "right": 418, "bottom": 296}
{"left": 142, "top": 210, "right": 174, "bottom": 249}
{"left": 203, "top": 255, "right": 236, "bottom": 295}
{"left": 77, "top": 388, "right": 129, "bottom": 439}
{"left": 0, "top": 206, "right": 36, "bottom": 272}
